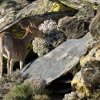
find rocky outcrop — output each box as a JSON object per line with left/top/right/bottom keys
{"left": 0, "top": 0, "right": 29, "bottom": 29}
{"left": 57, "top": 4, "right": 95, "bottom": 40}
{"left": 71, "top": 44, "right": 100, "bottom": 99}
{"left": 21, "top": 33, "right": 92, "bottom": 85}
{"left": 16, "top": 0, "right": 68, "bottom": 19}
{"left": 59, "top": 0, "right": 98, "bottom": 10}
{"left": 89, "top": 11, "right": 100, "bottom": 40}
{"left": 57, "top": 16, "right": 90, "bottom": 39}
{"left": 0, "top": 0, "right": 77, "bottom": 32}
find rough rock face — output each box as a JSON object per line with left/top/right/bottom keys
{"left": 75, "top": 4, "right": 95, "bottom": 19}
{"left": 81, "top": 46, "right": 100, "bottom": 88}
{"left": 81, "top": 60, "right": 100, "bottom": 88}
{"left": 57, "top": 4, "right": 95, "bottom": 40}
{"left": 71, "top": 45, "right": 100, "bottom": 99}
{"left": 21, "top": 33, "right": 92, "bottom": 85}
{"left": 0, "top": 0, "right": 29, "bottom": 29}
{"left": 71, "top": 71, "right": 88, "bottom": 99}
{"left": 57, "top": 16, "right": 90, "bottom": 39}
{"left": 59, "top": 0, "right": 98, "bottom": 10}
{"left": 0, "top": 0, "right": 78, "bottom": 33}
{"left": 16, "top": 0, "right": 68, "bottom": 19}
{"left": 89, "top": 11, "right": 100, "bottom": 40}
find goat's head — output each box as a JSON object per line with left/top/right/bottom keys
{"left": 20, "top": 20, "right": 44, "bottom": 38}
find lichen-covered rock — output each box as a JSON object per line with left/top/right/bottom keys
{"left": 57, "top": 3, "right": 95, "bottom": 40}
{"left": 57, "top": 16, "right": 73, "bottom": 32}
{"left": 72, "top": 45, "right": 100, "bottom": 99}
{"left": 32, "top": 19, "right": 66, "bottom": 56}
{"left": 57, "top": 16, "right": 89, "bottom": 39}
{"left": 80, "top": 45, "right": 100, "bottom": 67}
{"left": 16, "top": 0, "right": 68, "bottom": 19}
{"left": 81, "top": 60, "right": 100, "bottom": 88}
{"left": 87, "top": 90, "right": 100, "bottom": 100}
{"left": 75, "top": 4, "right": 95, "bottom": 18}
{"left": 80, "top": 46, "right": 100, "bottom": 89}
{"left": 0, "top": 0, "right": 77, "bottom": 32}
{"left": 59, "top": 0, "right": 98, "bottom": 10}
{"left": 0, "top": 0, "right": 29, "bottom": 29}
{"left": 71, "top": 71, "right": 91, "bottom": 99}
{"left": 89, "top": 11, "right": 100, "bottom": 40}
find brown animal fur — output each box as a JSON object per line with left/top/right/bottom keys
{"left": 0, "top": 21, "right": 44, "bottom": 78}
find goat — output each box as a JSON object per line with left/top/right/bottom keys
{"left": 0, "top": 21, "right": 44, "bottom": 78}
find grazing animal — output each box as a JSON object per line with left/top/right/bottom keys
{"left": 0, "top": 21, "right": 44, "bottom": 78}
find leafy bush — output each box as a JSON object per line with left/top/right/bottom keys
{"left": 3, "top": 83, "right": 33, "bottom": 100}
{"left": 3, "top": 79, "right": 51, "bottom": 100}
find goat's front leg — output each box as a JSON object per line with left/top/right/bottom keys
{"left": 0, "top": 37, "right": 3, "bottom": 78}
{"left": 20, "top": 56, "right": 25, "bottom": 70}
{"left": 7, "top": 52, "right": 11, "bottom": 76}
{"left": 0, "top": 52, "right": 3, "bottom": 78}
{"left": 10, "top": 60, "right": 14, "bottom": 75}
{"left": 20, "top": 53, "right": 26, "bottom": 70}
{"left": 20, "top": 59, "right": 25, "bottom": 70}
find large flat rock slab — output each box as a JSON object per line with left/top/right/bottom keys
{"left": 21, "top": 33, "right": 92, "bottom": 85}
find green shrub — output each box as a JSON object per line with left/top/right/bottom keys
{"left": 3, "top": 79, "right": 51, "bottom": 100}
{"left": 3, "top": 83, "right": 33, "bottom": 100}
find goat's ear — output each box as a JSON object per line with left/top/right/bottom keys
{"left": 32, "top": 23, "right": 37, "bottom": 28}
{"left": 28, "top": 20, "right": 33, "bottom": 27}
{"left": 19, "top": 22, "right": 25, "bottom": 29}
{"left": 28, "top": 20, "right": 37, "bottom": 28}
{"left": 19, "top": 22, "right": 30, "bottom": 31}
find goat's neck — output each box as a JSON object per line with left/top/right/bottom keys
{"left": 22, "top": 31, "right": 33, "bottom": 47}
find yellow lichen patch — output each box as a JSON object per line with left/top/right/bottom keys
{"left": 43, "top": 0, "right": 47, "bottom": 2}
{"left": 50, "top": 2, "right": 66, "bottom": 12}
{"left": 59, "top": 0, "right": 78, "bottom": 9}
{"left": 80, "top": 56, "right": 88, "bottom": 67}
{"left": 92, "top": 5, "right": 97, "bottom": 10}
{"left": 71, "top": 71, "right": 91, "bottom": 97}
{"left": 43, "top": 0, "right": 67, "bottom": 12}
